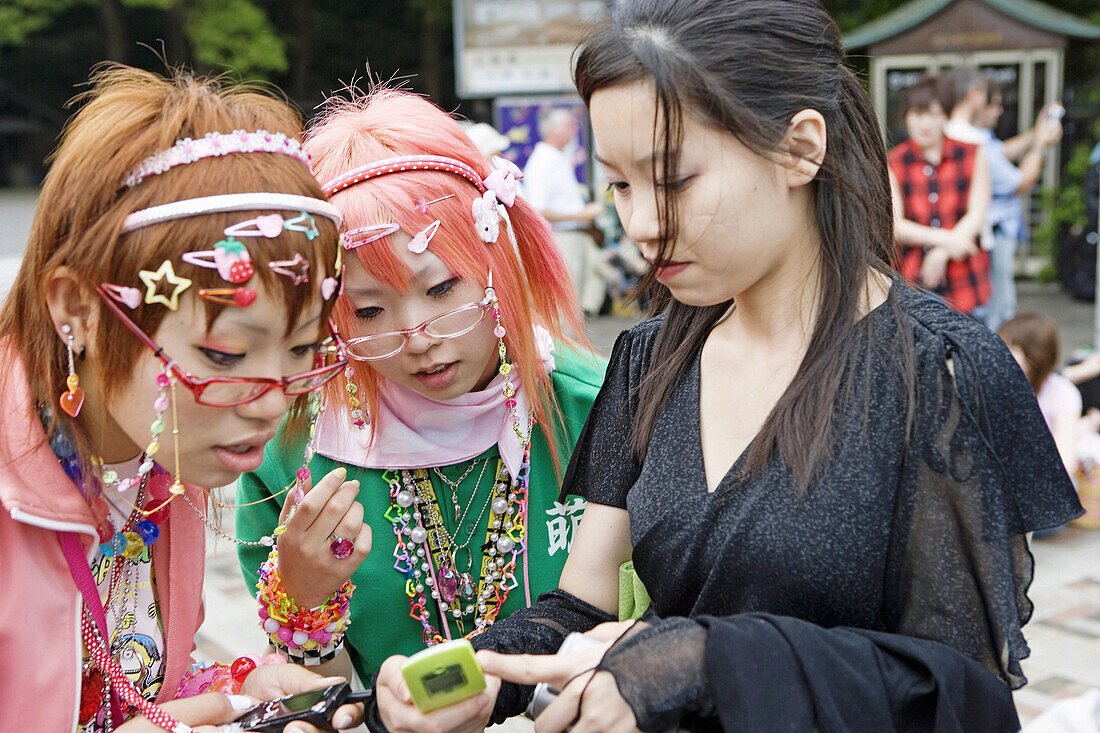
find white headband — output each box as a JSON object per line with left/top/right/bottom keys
{"left": 121, "top": 193, "right": 342, "bottom": 234}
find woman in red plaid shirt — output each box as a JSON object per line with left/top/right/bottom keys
{"left": 888, "top": 75, "right": 992, "bottom": 317}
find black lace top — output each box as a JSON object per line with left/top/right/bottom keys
{"left": 566, "top": 282, "right": 1081, "bottom": 692}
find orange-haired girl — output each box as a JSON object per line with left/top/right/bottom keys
{"left": 0, "top": 65, "right": 354, "bottom": 731}
{"left": 235, "top": 88, "right": 605, "bottom": 687}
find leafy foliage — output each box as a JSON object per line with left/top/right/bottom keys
{"left": 185, "top": 0, "right": 287, "bottom": 78}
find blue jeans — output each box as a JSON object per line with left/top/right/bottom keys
{"left": 984, "top": 228, "right": 1018, "bottom": 332}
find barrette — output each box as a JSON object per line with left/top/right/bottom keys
{"left": 182, "top": 238, "right": 255, "bottom": 284}
{"left": 284, "top": 212, "right": 320, "bottom": 240}
{"left": 414, "top": 194, "right": 456, "bottom": 214}
{"left": 342, "top": 223, "right": 399, "bottom": 250}
{"left": 101, "top": 283, "right": 143, "bottom": 310}
{"left": 268, "top": 253, "right": 310, "bottom": 285}
{"left": 223, "top": 211, "right": 319, "bottom": 242}
{"left": 199, "top": 287, "right": 257, "bottom": 308}
{"left": 408, "top": 220, "right": 440, "bottom": 254}
{"left": 484, "top": 156, "right": 523, "bottom": 208}
{"left": 139, "top": 260, "right": 193, "bottom": 311}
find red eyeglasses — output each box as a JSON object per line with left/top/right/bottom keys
{"left": 96, "top": 285, "right": 347, "bottom": 407}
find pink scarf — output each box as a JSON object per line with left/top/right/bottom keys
{"left": 314, "top": 326, "right": 555, "bottom": 479}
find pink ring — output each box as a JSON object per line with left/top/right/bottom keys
{"left": 329, "top": 536, "right": 353, "bottom": 560}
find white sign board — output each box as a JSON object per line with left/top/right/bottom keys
{"left": 454, "top": 0, "right": 609, "bottom": 98}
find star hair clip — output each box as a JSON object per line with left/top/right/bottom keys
{"left": 268, "top": 253, "right": 310, "bottom": 285}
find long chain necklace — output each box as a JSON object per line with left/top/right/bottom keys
{"left": 430, "top": 458, "right": 492, "bottom": 542}
{"left": 432, "top": 457, "right": 489, "bottom": 521}
{"left": 386, "top": 440, "right": 531, "bottom": 642}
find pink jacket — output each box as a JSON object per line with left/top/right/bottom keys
{"left": 0, "top": 355, "right": 207, "bottom": 731}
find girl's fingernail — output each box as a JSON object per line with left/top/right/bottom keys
{"left": 228, "top": 694, "right": 256, "bottom": 711}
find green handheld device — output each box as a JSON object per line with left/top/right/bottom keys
{"left": 400, "top": 638, "right": 487, "bottom": 713}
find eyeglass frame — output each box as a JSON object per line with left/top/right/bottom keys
{"left": 344, "top": 296, "right": 492, "bottom": 361}
{"left": 95, "top": 284, "right": 347, "bottom": 407}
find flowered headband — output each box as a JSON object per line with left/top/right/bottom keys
{"left": 122, "top": 130, "right": 309, "bottom": 188}
{"left": 321, "top": 155, "right": 523, "bottom": 248}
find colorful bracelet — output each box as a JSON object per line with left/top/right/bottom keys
{"left": 256, "top": 548, "right": 355, "bottom": 656}
{"left": 177, "top": 653, "right": 286, "bottom": 698}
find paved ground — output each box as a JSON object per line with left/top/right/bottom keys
{"left": 2, "top": 189, "right": 1097, "bottom": 725}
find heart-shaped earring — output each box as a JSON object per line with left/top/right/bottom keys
{"left": 59, "top": 325, "right": 85, "bottom": 418}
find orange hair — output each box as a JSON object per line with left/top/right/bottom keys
{"left": 0, "top": 64, "right": 339, "bottom": 463}
{"left": 305, "top": 88, "right": 586, "bottom": 461}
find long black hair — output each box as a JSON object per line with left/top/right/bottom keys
{"left": 574, "top": 0, "right": 915, "bottom": 486}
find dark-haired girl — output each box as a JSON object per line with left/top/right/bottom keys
{"left": 360, "top": 1, "right": 1082, "bottom": 731}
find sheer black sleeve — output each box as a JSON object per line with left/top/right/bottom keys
{"left": 559, "top": 319, "right": 661, "bottom": 507}
{"left": 885, "top": 309, "right": 1082, "bottom": 689}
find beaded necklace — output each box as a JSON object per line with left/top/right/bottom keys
{"left": 385, "top": 439, "right": 531, "bottom": 642}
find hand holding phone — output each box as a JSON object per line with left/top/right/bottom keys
{"left": 400, "top": 639, "right": 487, "bottom": 713}
{"left": 236, "top": 683, "right": 372, "bottom": 732}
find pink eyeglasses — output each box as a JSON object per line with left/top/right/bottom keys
{"left": 97, "top": 285, "right": 347, "bottom": 407}
{"left": 344, "top": 296, "right": 491, "bottom": 361}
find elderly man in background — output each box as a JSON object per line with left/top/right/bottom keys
{"left": 943, "top": 67, "right": 1062, "bottom": 330}
{"left": 523, "top": 108, "right": 613, "bottom": 316}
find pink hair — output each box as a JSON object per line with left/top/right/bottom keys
{"left": 305, "top": 88, "right": 585, "bottom": 462}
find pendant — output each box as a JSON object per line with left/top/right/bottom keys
{"left": 458, "top": 573, "right": 477, "bottom": 600}
{"left": 438, "top": 563, "right": 459, "bottom": 604}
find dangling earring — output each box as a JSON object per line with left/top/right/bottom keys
{"left": 485, "top": 273, "right": 527, "bottom": 443}
{"left": 344, "top": 365, "right": 368, "bottom": 430}
{"left": 58, "top": 324, "right": 85, "bottom": 418}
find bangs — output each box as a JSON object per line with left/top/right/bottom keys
{"left": 333, "top": 169, "right": 492, "bottom": 293}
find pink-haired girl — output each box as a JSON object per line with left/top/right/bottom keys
{"left": 235, "top": 88, "right": 605, "bottom": 698}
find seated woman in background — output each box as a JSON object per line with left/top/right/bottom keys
{"left": 999, "top": 312, "right": 1085, "bottom": 477}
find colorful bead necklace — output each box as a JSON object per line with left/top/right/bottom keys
{"left": 385, "top": 439, "right": 531, "bottom": 642}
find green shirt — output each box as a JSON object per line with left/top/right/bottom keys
{"left": 235, "top": 345, "right": 605, "bottom": 679}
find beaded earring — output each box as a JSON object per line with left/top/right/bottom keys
{"left": 484, "top": 273, "right": 528, "bottom": 443}
{"left": 102, "top": 366, "right": 171, "bottom": 495}
{"left": 344, "top": 365, "right": 368, "bottom": 430}
{"left": 58, "top": 324, "right": 85, "bottom": 418}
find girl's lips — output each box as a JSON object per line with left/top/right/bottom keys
{"left": 212, "top": 444, "right": 266, "bottom": 474}
{"left": 414, "top": 361, "right": 459, "bottom": 390}
{"left": 654, "top": 261, "right": 690, "bottom": 281}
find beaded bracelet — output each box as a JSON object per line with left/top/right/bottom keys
{"left": 256, "top": 548, "right": 355, "bottom": 657}
{"left": 177, "top": 653, "right": 286, "bottom": 698}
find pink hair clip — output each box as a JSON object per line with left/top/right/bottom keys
{"left": 483, "top": 156, "right": 523, "bottom": 208}
{"left": 342, "top": 223, "right": 399, "bottom": 250}
{"left": 181, "top": 238, "right": 255, "bottom": 284}
{"left": 268, "top": 254, "right": 310, "bottom": 285}
{"left": 408, "top": 221, "right": 441, "bottom": 254}
{"left": 101, "top": 283, "right": 143, "bottom": 310}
